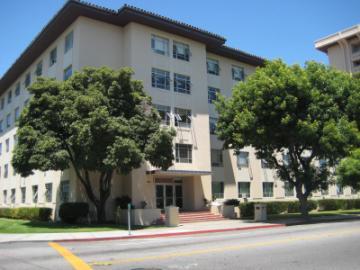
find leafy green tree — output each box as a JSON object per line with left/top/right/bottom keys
{"left": 337, "top": 149, "right": 360, "bottom": 191}
{"left": 216, "top": 60, "right": 359, "bottom": 217}
{"left": 12, "top": 67, "right": 176, "bottom": 222}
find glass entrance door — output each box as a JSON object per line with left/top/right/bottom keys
{"left": 156, "top": 183, "right": 183, "bottom": 209}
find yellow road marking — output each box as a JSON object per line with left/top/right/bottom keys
{"left": 90, "top": 227, "right": 360, "bottom": 266}
{"left": 49, "top": 242, "right": 92, "bottom": 270}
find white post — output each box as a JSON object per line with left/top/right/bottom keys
{"left": 127, "top": 203, "right": 131, "bottom": 235}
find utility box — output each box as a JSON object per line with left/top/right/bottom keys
{"left": 165, "top": 206, "right": 179, "bottom": 227}
{"left": 254, "top": 203, "right": 267, "bottom": 222}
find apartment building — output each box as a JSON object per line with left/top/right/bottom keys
{"left": 0, "top": 1, "right": 356, "bottom": 220}
{"left": 315, "top": 24, "right": 360, "bottom": 73}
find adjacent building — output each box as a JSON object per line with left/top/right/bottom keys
{"left": 0, "top": 1, "right": 356, "bottom": 220}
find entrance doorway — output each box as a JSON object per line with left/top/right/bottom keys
{"left": 155, "top": 182, "right": 183, "bottom": 209}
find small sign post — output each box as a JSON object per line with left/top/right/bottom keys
{"left": 127, "top": 203, "right": 131, "bottom": 236}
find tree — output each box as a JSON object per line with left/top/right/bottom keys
{"left": 337, "top": 149, "right": 360, "bottom": 191}
{"left": 216, "top": 60, "right": 360, "bottom": 217}
{"left": 12, "top": 67, "right": 176, "bottom": 222}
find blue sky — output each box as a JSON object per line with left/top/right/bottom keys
{"left": 0, "top": 0, "right": 359, "bottom": 77}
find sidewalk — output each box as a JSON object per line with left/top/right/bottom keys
{"left": 0, "top": 219, "right": 283, "bottom": 243}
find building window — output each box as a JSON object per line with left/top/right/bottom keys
{"left": 45, "top": 183, "right": 53, "bottom": 203}
{"left": 173, "top": 41, "right": 190, "bottom": 61}
{"left": 0, "top": 98, "right": 4, "bottom": 110}
{"left": 207, "top": 58, "right": 219, "bottom": 75}
{"left": 6, "top": 113, "right": 11, "bottom": 128}
{"left": 237, "top": 151, "right": 249, "bottom": 168}
{"left": 32, "top": 185, "right": 38, "bottom": 203}
{"left": 211, "top": 149, "right": 223, "bottom": 167}
{"left": 261, "top": 159, "right": 270, "bottom": 168}
{"left": 174, "top": 107, "right": 191, "bottom": 128}
{"left": 154, "top": 104, "right": 171, "bottom": 125}
{"left": 353, "top": 59, "right": 360, "bottom": 68}
{"left": 238, "top": 182, "right": 250, "bottom": 198}
{"left": 10, "top": 189, "right": 15, "bottom": 204}
{"left": 64, "top": 31, "right": 73, "bottom": 53}
{"left": 263, "top": 182, "right": 274, "bottom": 197}
{"left": 212, "top": 181, "right": 224, "bottom": 199}
{"left": 21, "top": 187, "right": 26, "bottom": 203}
{"left": 175, "top": 143, "right": 192, "bottom": 163}
{"left": 15, "top": 82, "right": 20, "bottom": 96}
{"left": 49, "top": 47, "right": 57, "bottom": 66}
{"left": 232, "top": 66, "right": 245, "bottom": 81}
{"left": 5, "top": 138, "right": 9, "bottom": 152}
{"left": 336, "top": 184, "right": 343, "bottom": 195}
{"left": 209, "top": 117, "right": 217, "bottom": 135}
{"left": 151, "top": 68, "right": 170, "bottom": 90}
{"left": 63, "top": 65, "right": 72, "bottom": 80}
{"left": 14, "top": 107, "right": 20, "bottom": 121}
{"left": 352, "top": 43, "right": 360, "bottom": 54}
{"left": 284, "top": 182, "right": 294, "bottom": 197}
{"left": 0, "top": 143, "right": 2, "bottom": 155}
{"left": 7, "top": 90, "right": 12, "bottom": 104}
{"left": 208, "top": 87, "right": 220, "bottom": 104}
{"left": 0, "top": 120, "right": 3, "bottom": 133}
{"left": 3, "top": 190, "right": 7, "bottom": 204}
{"left": 25, "top": 72, "right": 31, "bottom": 87}
{"left": 151, "top": 35, "right": 169, "bottom": 55}
{"left": 35, "top": 61, "right": 43, "bottom": 77}
{"left": 60, "top": 180, "right": 70, "bottom": 202}
{"left": 4, "top": 164, "right": 8, "bottom": 178}
{"left": 174, "top": 73, "right": 191, "bottom": 94}
{"left": 282, "top": 153, "right": 290, "bottom": 166}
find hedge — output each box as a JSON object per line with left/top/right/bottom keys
{"left": 0, "top": 207, "right": 52, "bottom": 221}
{"left": 318, "top": 199, "right": 360, "bottom": 211}
{"left": 59, "top": 202, "right": 89, "bottom": 224}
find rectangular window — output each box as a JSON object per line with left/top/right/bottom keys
{"left": 261, "top": 159, "right": 270, "bottom": 168}
{"left": 174, "top": 73, "right": 191, "bottom": 94}
{"left": 15, "top": 82, "right": 20, "bottom": 96}
{"left": 5, "top": 138, "right": 9, "bottom": 152}
{"left": 209, "top": 117, "right": 217, "bottom": 135}
{"left": 208, "top": 87, "right": 220, "bottom": 104}
{"left": 45, "top": 183, "right": 53, "bottom": 203}
{"left": 353, "top": 59, "right": 360, "bottom": 68}
{"left": 0, "top": 98, "right": 4, "bottom": 110}
{"left": 175, "top": 143, "right": 192, "bottom": 163}
{"left": 10, "top": 188, "right": 15, "bottom": 204}
{"left": 14, "top": 107, "right": 20, "bottom": 121}
{"left": 0, "top": 143, "right": 2, "bottom": 155}
{"left": 49, "top": 47, "right": 57, "bottom": 66}
{"left": 232, "top": 66, "right": 245, "bottom": 81}
{"left": 0, "top": 120, "right": 3, "bottom": 133}
{"left": 151, "top": 68, "right": 170, "bottom": 90}
{"left": 173, "top": 41, "right": 190, "bottom": 61}
{"left": 32, "top": 185, "right": 38, "bottom": 203}
{"left": 64, "top": 31, "right": 73, "bottom": 53}
{"left": 282, "top": 153, "right": 290, "bottom": 166}
{"left": 237, "top": 151, "right": 249, "bottom": 168}
{"left": 207, "top": 58, "right": 219, "bottom": 75}
{"left": 60, "top": 180, "right": 70, "bottom": 202}
{"left": 352, "top": 43, "right": 360, "bottom": 54}
{"left": 4, "top": 164, "right": 8, "bottom": 178}
{"left": 238, "top": 182, "right": 250, "bottom": 198}
{"left": 21, "top": 187, "right": 26, "bottom": 203}
{"left": 263, "top": 182, "right": 274, "bottom": 197}
{"left": 6, "top": 113, "right": 11, "bottom": 128}
{"left": 154, "top": 104, "right": 171, "bottom": 125}
{"left": 7, "top": 90, "right": 12, "bottom": 104}
{"left": 63, "top": 65, "right": 72, "bottom": 80}
{"left": 25, "top": 72, "right": 31, "bottom": 87}
{"left": 212, "top": 181, "right": 224, "bottom": 199}
{"left": 35, "top": 61, "right": 43, "bottom": 76}
{"left": 151, "top": 35, "right": 169, "bottom": 55}
{"left": 211, "top": 149, "right": 223, "bottom": 167}
{"left": 3, "top": 190, "right": 7, "bottom": 204}
{"left": 336, "top": 184, "right": 343, "bottom": 195}
{"left": 174, "top": 107, "right": 191, "bottom": 128}
{"left": 284, "top": 182, "right": 294, "bottom": 197}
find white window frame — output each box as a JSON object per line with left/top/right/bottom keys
{"left": 208, "top": 87, "right": 219, "bottom": 104}
{"left": 64, "top": 31, "right": 74, "bottom": 53}
{"left": 232, "top": 65, "right": 245, "bottom": 81}
{"left": 173, "top": 41, "right": 190, "bottom": 61}
{"left": 174, "top": 73, "right": 191, "bottom": 94}
{"left": 237, "top": 151, "right": 249, "bottom": 168}
{"left": 174, "top": 107, "right": 191, "bottom": 128}
{"left": 151, "top": 35, "right": 169, "bottom": 55}
{"left": 175, "top": 143, "right": 192, "bottom": 163}
{"left": 207, "top": 58, "right": 219, "bottom": 75}
{"left": 151, "top": 68, "right": 170, "bottom": 90}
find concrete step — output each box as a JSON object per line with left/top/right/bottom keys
{"left": 159, "top": 211, "right": 226, "bottom": 224}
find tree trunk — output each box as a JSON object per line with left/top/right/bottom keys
{"left": 96, "top": 197, "right": 107, "bottom": 223}
{"left": 296, "top": 184, "right": 309, "bottom": 219}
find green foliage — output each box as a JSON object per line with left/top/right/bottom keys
{"left": 59, "top": 202, "right": 89, "bottom": 224}
{"left": 318, "top": 199, "right": 360, "bottom": 211}
{"left": 239, "top": 202, "right": 255, "bottom": 217}
{"left": 217, "top": 60, "right": 360, "bottom": 216}
{"left": 224, "top": 199, "right": 240, "bottom": 206}
{"left": 337, "top": 149, "right": 360, "bottom": 190}
{"left": 11, "top": 67, "right": 176, "bottom": 222}
{"left": 0, "top": 207, "right": 52, "bottom": 221}
{"left": 115, "top": 196, "right": 132, "bottom": 209}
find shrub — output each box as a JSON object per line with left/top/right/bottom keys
{"left": 224, "top": 199, "right": 240, "bottom": 206}
{"left": 318, "top": 199, "right": 339, "bottom": 211}
{"left": 287, "top": 201, "right": 300, "bottom": 213}
{"left": 307, "top": 200, "right": 318, "bottom": 211}
{"left": 265, "top": 201, "right": 288, "bottom": 215}
{"left": 115, "top": 196, "right": 132, "bottom": 209}
{"left": 239, "top": 202, "right": 255, "bottom": 218}
{"left": 59, "top": 202, "right": 89, "bottom": 224}
{"left": 0, "top": 207, "right": 52, "bottom": 221}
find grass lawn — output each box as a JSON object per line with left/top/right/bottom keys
{"left": 0, "top": 218, "right": 156, "bottom": 234}
{"left": 268, "top": 209, "right": 360, "bottom": 220}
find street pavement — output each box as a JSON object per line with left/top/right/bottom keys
{"left": 1, "top": 220, "right": 360, "bottom": 269}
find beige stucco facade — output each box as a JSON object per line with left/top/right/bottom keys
{"left": 1, "top": 4, "right": 358, "bottom": 220}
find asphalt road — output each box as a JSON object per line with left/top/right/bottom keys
{"left": 1, "top": 220, "right": 360, "bottom": 270}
